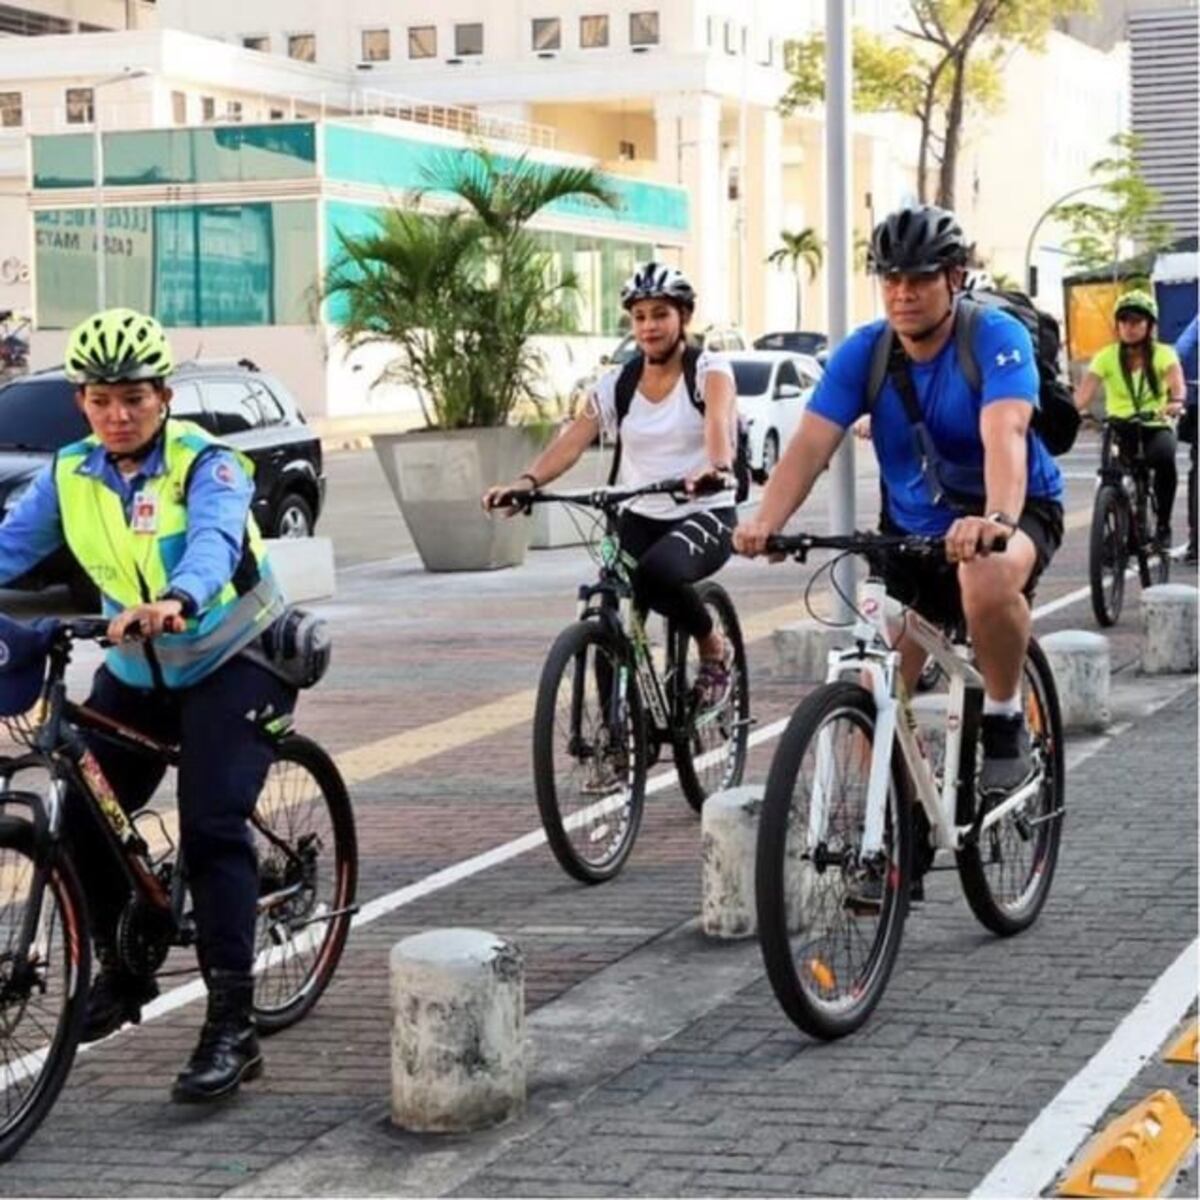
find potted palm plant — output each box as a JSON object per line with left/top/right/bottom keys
{"left": 325, "top": 149, "right": 616, "bottom": 571}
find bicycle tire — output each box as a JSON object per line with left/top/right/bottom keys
{"left": 1089, "top": 484, "right": 1127, "bottom": 627}
{"left": 956, "top": 637, "right": 1065, "bottom": 936}
{"left": 673, "top": 581, "right": 750, "bottom": 813}
{"left": 756, "top": 683, "right": 912, "bottom": 1040}
{"left": 533, "top": 620, "right": 647, "bottom": 884}
{"left": 0, "top": 817, "right": 91, "bottom": 1163}
{"left": 251, "top": 735, "right": 357, "bottom": 1034}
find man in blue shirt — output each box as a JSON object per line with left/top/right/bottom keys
{"left": 1175, "top": 314, "right": 1198, "bottom": 563}
{"left": 0, "top": 309, "right": 289, "bottom": 1103}
{"left": 737, "top": 205, "right": 1064, "bottom": 799}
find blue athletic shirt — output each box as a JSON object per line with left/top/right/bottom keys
{"left": 807, "top": 305, "right": 1064, "bottom": 535}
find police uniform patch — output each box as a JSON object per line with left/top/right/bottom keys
{"left": 213, "top": 461, "right": 237, "bottom": 488}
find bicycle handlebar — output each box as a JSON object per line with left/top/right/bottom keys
{"left": 508, "top": 474, "right": 726, "bottom": 513}
{"left": 764, "top": 530, "right": 1007, "bottom": 562}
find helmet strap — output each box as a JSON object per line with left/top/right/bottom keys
{"left": 646, "top": 330, "right": 686, "bottom": 367}
{"left": 104, "top": 416, "right": 166, "bottom": 467}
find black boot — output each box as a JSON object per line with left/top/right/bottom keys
{"left": 171, "top": 969, "right": 262, "bottom": 1103}
{"left": 80, "top": 943, "right": 159, "bottom": 1044}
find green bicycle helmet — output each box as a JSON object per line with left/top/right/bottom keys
{"left": 1113, "top": 288, "right": 1158, "bottom": 324}
{"left": 65, "top": 307, "right": 174, "bottom": 384}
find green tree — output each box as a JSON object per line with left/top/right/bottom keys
{"left": 766, "top": 227, "right": 825, "bottom": 327}
{"left": 782, "top": 1, "right": 1093, "bottom": 208}
{"left": 324, "top": 150, "right": 616, "bottom": 428}
{"left": 1052, "top": 134, "right": 1175, "bottom": 277}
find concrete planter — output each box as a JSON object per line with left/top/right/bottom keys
{"left": 529, "top": 444, "right": 613, "bottom": 550}
{"left": 372, "top": 426, "right": 542, "bottom": 572}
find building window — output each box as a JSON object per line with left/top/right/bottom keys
{"left": 532, "top": 17, "right": 560, "bottom": 51}
{"left": 408, "top": 25, "right": 436, "bottom": 58}
{"left": 580, "top": 14, "right": 608, "bottom": 48}
{"left": 287, "top": 33, "right": 315, "bottom": 62}
{"left": 724, "top": 20, "right": 737, "bottom": 54}
{"left": 630, "top": 11, "right": 659, "bottom": 46}
{"left": 618, "top": 140, "right": 636, "bottom": 161}
{"left": 201, "top": 95, "right": 215, "bottom": 121}
{"left": 226, "top": 100, "right": 243, "bottom": 121}
{"left": 171, "top": 90, "right": 187, "bottom": 123}
{"left": 706, "top": 16, "right": 714, "bottom": 46}
{"left": 269, "top": 107, "right": 285, "bottom": 120}
{"left": 455, "top": 22, "right": 483, "bottom": 56}
{"left": 0, "top": 92, "right": 22, "bottom": 128}
{"left": 362, "top": 28, "right": 390, "bottom": 61}
{"left": 242, "top": 34, "right": 269, "bottom": 52}
{"left": 65, "top": 87, "right": 94, "bottom": 125}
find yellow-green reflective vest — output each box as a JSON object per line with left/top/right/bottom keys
{"left": 54, "top": 419, "right": 283, "bottom": 690}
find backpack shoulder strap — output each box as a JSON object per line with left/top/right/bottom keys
{"left": 867, "top": 326, "right": 894, "bottom": 412}
{"left": 953, "top": 298, "right": 983, "bottom": 394}
{"left": 607, "top": 355, "right": 645, "bottom": 486}
{"left": 682, "top": 343, "right": 703, "bottom": 412}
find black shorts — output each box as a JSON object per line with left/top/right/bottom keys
{"left": 874, "top": 498, "right": 1064, "bottom": 632}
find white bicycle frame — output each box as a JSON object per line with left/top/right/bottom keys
{"left": 810, "top": 576, "right": 1044, "bottom": 860}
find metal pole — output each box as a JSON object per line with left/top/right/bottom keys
{"left": 94, "top": 106, "right": 105, "bottom": 308}
{"left": 826, "top": 0, "right": 855, "bottom": 619}
{"left": 1023, "top": 182, "right": 1104, "bottom": 296}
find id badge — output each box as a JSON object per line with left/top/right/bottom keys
{"left": 130, "top": 490, "right": 158, "bottom": 535}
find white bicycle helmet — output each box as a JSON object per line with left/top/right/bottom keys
{"left": 620, "top": 261, "right": 696, "bottom": 311}
{"left": 961, "top": 268, "right": 995, "bottom": 292}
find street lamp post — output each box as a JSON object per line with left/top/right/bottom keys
{"left": 1023, "top": 183, "right": 1105, "bottom": 297}
{"left": 92, "top": 69, "right": 149, "bottom": 308}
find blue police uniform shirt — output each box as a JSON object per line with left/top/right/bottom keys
{"left": 1175, "top": 316, "right": 1198, "bottom": 411}
{"left": 807, "top": 305, "right": 1064, "bottom": 536}
{"left": 0, "top": 432, "right": 255, "bottom": 611}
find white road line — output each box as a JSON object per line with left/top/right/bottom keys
{"left": 971, "top": 938, "right": 1200, "bottom": 1199}
{"left": 1030, "top": 542, "right": 1190, "bottom": 621}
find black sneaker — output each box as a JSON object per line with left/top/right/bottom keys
{"left": 978, "top": 713, "right": 1034, "bottom": 798}
{"left": 1156, "top": 522, "right": 1172, "bottom": 549}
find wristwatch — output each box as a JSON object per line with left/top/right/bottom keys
{"left": 985, "top": 511, "right": 1019, "bottom": 531}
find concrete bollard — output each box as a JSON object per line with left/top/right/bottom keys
{"left": 1140, "top": 584, "right": 1199, "bottom": 675}
{"left": 390, "top": 929, "right": 525, "bottom": 1132}
{"left": 1042, "top": 630, "right": 1111, "bottom": 732}
{"left": 772, "top": 620, "right": 853, "bottom": 682}
{"left": 702, "top": 787, "right": 763, "bottom": 938}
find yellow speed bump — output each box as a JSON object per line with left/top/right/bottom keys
{"left": 1163, "top": 1019, "right": 1199, "bottom": 1065}
{"left": 1058, "top": 1089, "right": 1196, "bottom": 1197}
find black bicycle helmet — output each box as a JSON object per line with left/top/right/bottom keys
{"left": 868, "top": 205, "right": 968, "bottom": 275}
{"left": 620, "top": 261, "right": 696, "bottom": 312}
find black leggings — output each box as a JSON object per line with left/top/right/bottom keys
{"left": 1112, "top": 423, "right": 1178, "bottom": 527}
{"left": 617, "top": 508, "right": 736, "bottom": 640}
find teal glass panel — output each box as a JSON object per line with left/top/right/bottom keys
{"left": 34, "top": 201, "right": 316, "bottom": 328}
{"left": 32, "top": 123, "right": 317, "bottom": 189}
{"left": 322, "top": 125, "right": 688, "bottom": 235}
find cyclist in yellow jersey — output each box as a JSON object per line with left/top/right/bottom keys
{"left": 1075, "top": 289, "right": 1186, "bottom": 543}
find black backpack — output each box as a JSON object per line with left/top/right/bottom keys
{"left": 607, "top": 344, "right": 751, "bottom": 503}
{"left": 867, "top": 292, "right": 1080, "bottom": 458}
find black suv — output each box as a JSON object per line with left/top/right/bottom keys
{"left": 0, "top": 359, "right": 325, "bottom": 607}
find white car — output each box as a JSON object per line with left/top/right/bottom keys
{"left": 726, "top": 350, "right": 823, "bottom": 480}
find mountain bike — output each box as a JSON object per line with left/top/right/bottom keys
{"left": 518, "top": 480, "right": 750, "bottom": 883}
{"left": 755, "top": 532, "right": 1064, "bottom": 1040}
{"left": 0, "top": 618, "right": 357, "bottom": 1161}
{"left": 1089, "top": 417, "right": 1171, "bottom": 627}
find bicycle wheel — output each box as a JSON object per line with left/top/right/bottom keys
{"left": 1089, "top": 485, "right": 1127, "bottom": 626}
{"left": 532, "top": 620, "right": 647, "bottom": 884}
{"left": 0, "top": 816, "right": 90, "bottom": 1163}
{"left": 755, "top": 683, "right": 912, "bottom": 1040}
{"left": 956, "top": 637, "right": 1065, "bottom": 936}
{"left": 251, "top": 735, "right": 357, "bottom": 1034}
{"left": 673, "top": 581, "right": 750, "bottom": 813}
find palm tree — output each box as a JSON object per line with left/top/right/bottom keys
{"left": 325, "top": 149, "right": 617, "bottom": 429}
{"left": 766, "top": 227, "right": 825, "bottom": 329}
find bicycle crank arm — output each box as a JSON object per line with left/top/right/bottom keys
{"left": 272, "top": 903, "right": 360, "bottom": 931}
{"left": 960, "top": 773, "right": 1045, "bottom": 847}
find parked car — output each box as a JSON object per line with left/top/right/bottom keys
{"left": 727, "top": 350, "right": 823, "bottom": 481}
{"left": 753, "top": 330, "right": 829, "bottom": 357}
{"left": 0, "top": 359, "right": 325, "bottom": 608}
